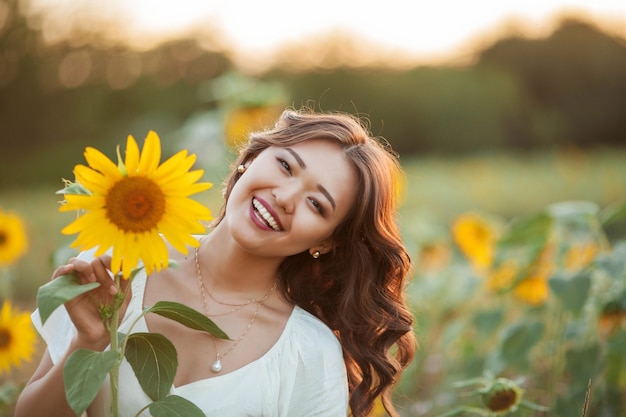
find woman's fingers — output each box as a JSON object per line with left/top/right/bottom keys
{"left": 91, "top": 256, "right": 118, "bottom": 296}
{"left": 65, "top": 257, "right": 98, "bottom": 284}
{"left": 54, "top": 256, "right": 117, "bottom": 296}
{"left": 51, "top": 263, "right": 74, "bottom": 280}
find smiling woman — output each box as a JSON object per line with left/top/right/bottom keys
{"left": 15, "top": 107, "right": 416, "bottom": 417}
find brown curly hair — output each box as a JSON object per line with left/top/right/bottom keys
{"left": 214, "top": 107, "right": 416, "bottom": 416}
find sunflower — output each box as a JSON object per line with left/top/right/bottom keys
{"left": 564, "top": 241, "right": 600, "bottom": 271}
{"left": 0, "top": 209, "right": 28, "bottom": 267}
{"left": 452, "top": 212, "right": 498, "bottom": 270}
{"left": 0, "top": 300, "right": 36, "bottom": 374}
{"left": 513, "top": 275, "right": 549, "bottom": 306}
{"left": 481, "top": 378, "right": 524, "bottom": 413}
{"left": 225, "top": 105, "right": 279, "bottom": 149}
{"left": 486, "top": 259, "right": 518, "bottom": 292}
{"left": 59, "top": 131, "right": 213, "bottom": 278}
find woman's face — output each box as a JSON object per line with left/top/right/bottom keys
{"left": 224, "top": 139, "right": 358, "bottom": 258}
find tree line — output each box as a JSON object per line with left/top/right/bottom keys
{"left": 1, "top": 0, "right": 625, "bottom": 185}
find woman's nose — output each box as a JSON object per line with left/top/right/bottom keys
{"left": 272, "top": 185, "right": 296, "bottom": 214}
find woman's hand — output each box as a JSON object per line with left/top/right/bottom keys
{"left": 51, "top": 255, "right": 131, "bottom": 350}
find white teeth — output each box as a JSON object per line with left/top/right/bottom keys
{"left": 253, "top": 198, "right": 281, "bottom": 231}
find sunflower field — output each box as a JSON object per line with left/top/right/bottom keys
{"left": 1, "top": 144, "right": 626, "bottom": 417}
{"left": 393, "top": 149, "right": 626, "bottom": 417}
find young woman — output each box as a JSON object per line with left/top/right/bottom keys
{"left": 15, "top": 108, "right": 416, "bottom": 417}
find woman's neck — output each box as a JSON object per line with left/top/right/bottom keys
{"left": 196, "top": 225, "right": 282, "bottom": 295}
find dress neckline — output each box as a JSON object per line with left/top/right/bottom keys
{"left": 128, "top": 268, "right": 297, "bottom": 389}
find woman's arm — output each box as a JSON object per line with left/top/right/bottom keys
{"left": 14, "top": 339, "right": 108, "bottom": 417}
{"left": 14, "top": 255, "right": 129, "bottom": 417}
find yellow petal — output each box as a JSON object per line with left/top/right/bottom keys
{"left": 120, "top": 233, "right": 141, "bottom": 278}
{"left": 84, "top": 147, "right": 122, "bottom": 180}
{"left": 60, "top": 194, "right": 106, "bottom": 212}
{"left": 73, "top": 166, "right": 110, "bottom": 195}
{"left": 154, "top": 150, "right": 193, "bottom": 182}
{"left": 110, "top": 232, "right": 126, "bottom": 277}
{"left": 138, "top": 131, "right": 161, "bottom": 174}
{"left": 167, "top": 198, "right": 213, "bottom": 220}
{"left": 161, "top": 173, "right": 212, "bottom": 196}
{"left": 124, "top": 135, "right": 140, "bottom": 175}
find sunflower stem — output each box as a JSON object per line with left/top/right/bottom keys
{"left": 107, "top": 273, "right": 123, "bottom": 417}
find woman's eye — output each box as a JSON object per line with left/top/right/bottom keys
{"left": 308, "top": 198, "right": 325, "bottom": 215}
{"left": 278, "top": 158, "right": 291, "bottom": 173}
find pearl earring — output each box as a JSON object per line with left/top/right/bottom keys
{"left": 312, "top": 251, "right": 320, "bottom": 259}
{"left": 237, "top": 164, "right": 246, "bottom": 173}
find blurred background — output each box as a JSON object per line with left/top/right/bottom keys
{"left": 1, "top": 0, "right": 626, "bottom": 415}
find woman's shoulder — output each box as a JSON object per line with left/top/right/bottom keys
{"left": 286, "top": 306, "right": 342, "bottom": 355}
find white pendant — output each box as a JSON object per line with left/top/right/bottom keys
{"left": 211, "top": 359, "right": 222, "bottom": 373}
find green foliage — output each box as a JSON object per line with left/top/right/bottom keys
{"left": 147, "top": 301, "right": 230, "bottom": 340}
{"left": 549, "top": 270, "right": 592, "bottom": 315}
{"left": 125, "top": 333, "right": 178, "bottom": 401}
{"left": 402, "top": 197, "right": 626, "bottom": 416}
{"left": 64, "top": 349, "right": 118, "bottom": 416}
{"left": 37, "top": 277, "right": 229, "bottom": 416}
{"left": 36, "top": 273, "right": 100, "bottom": 324}
{"left": 147, "top": 395, "right": 206, "bottom": 417}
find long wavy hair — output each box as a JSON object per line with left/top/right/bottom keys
{"left": 213, "top": 107, "right": 416, "bottom": 417}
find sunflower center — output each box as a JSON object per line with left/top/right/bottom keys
{"left": 0, "top": 232, "right": 6, "bottom": 245}
{"left": 485, "top": 387, "right": 518, "bottom": 411}
{"left": 106, "top": 176, "right": 166, "bottom": 233}
{"left": 0, "top": 328, "right": 11, "bottom": 348}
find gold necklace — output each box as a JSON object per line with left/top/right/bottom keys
{"left": 206, "top": 286, "right": 259, "bottom": 307}
{"left": 194, "top": 242, "right": 279, "bottom": 373}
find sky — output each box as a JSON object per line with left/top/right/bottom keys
{"left": 26, "top": 0, "right": 626, "bottom": 67}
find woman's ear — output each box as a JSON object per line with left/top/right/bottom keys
{"left": 315, "top": 238, "right": 335, "bottom": 255}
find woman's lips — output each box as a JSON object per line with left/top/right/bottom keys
{"left": 251, "top": 197, "right": 283, "bottom": 231}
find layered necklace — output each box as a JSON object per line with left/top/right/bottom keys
{"left": 194, "top": 242, "right": 279, "bottom": 373}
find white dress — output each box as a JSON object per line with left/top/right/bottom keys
{"left": 32, "top": 252, "right": 349, "bottom": 417}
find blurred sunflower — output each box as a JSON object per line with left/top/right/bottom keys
{"left": 486, "top": 259, "right": 518, "bottom": 292}
{"left": 0, "top": 209, "right": 28, "bottom": 267}
{"left": 418, "top": 241, "right": 451, "bottom": 273}
{"left": 481, "top": 378, "right": 524, "bottom": 413}
{"left": 59, "top": 131, "right": 213, "bottom": 278}
{"left": 225, "top": 105, "right": 279, "bottom": 149}
{"left": 513, "top": 276, "right": 549, "bottom": 306}
{"left": 452, "top": 213, "right": 498, "bottom": 270}
{"left": 599, "top": 300, "right": 626, "bottom": 339}
{"left": 564, "top": 241, "right": 600, "bottom": 271}
{"left": 0, "top": 300, "right": 36, "bottom": 374}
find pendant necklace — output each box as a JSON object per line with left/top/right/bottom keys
{"left": 194, "top": 241, "right": 278, "bottom": 373}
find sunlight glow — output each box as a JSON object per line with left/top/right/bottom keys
{"left": 24, "top": 0, "right": 626, "bottom": 67}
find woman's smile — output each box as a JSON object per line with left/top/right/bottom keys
{"left": 251, "top": 197, "right": 283, "bottom": 231}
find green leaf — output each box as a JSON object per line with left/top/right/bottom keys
{"left": 497, "top": 211, "right": 553, "bottom": 248}
{"left": 63, "top": 349, "right": 118, "bottom": 417}
{"left": 37, "top": 273, "right": 100, "bottom": 324}
{"left": 549, "top": 271, "right": 592, "bottom": 315}
{"left": 148, "top": 395, "right": 206, "bottom": 417}
{"left": 147, "top": 301, "right": 230, "bottom": 340}
{"left": 473, "top": 309, "right": 503, "bottom": 336}
{"left": 564, "top": 345, "right": 600, "bottom": 382}
{"left": 434, "top": 406, "right": 489, "bottom": 417}
{"left": 56, "top": 180, "right": 91, "bottom": 195}
{"left": 599, "top": 199, "right": 626, "bottom": 227}
{"left": 125, "top": 333, "right": 177, "bottom": 401}
{"left": 0, "top": 382, "right": 19, "bottom": 407}
{"left": 499, "top": 320, "right": 544, "bottom": 362}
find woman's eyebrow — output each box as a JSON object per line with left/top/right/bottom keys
{"left": 286, "top": 147, "right": 306, "bottom": 168}
{"left": 285, "top": 147, "right": 336, "bottom": 211}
